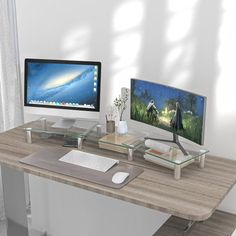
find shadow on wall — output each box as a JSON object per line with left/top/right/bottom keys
{"left": 59, "top": 0, "right": 228, "bottom": 153}
{"left": 57, "top": 0, "right": 222, "bottom": 102}
{"left": 19, "top": 0, "right": 236, "bottom": 156}
{"left": 216, "top": 1, "right": 236, "bottom": 117}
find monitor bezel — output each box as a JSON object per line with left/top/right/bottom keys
{"left": 130, "top": 78, "right": 207, "bottom": 145}
{"left": 24, "top": 58, "right": 101, "bottom": 112}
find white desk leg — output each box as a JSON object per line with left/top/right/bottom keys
{"left": 1, "top": 166, "right": 29, "bottom": 236}
{"left": 174, "top": 165, "right": 181, "bottom": 180}
{"left": 199, "top": 154, "right": 205, "bottom": 168}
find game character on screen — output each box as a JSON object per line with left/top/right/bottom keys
{"left": 146, "top": 99, "right": 159, "bottom": 121}
{"left": 170, "top": 102, "right": 184, "bottom": 131}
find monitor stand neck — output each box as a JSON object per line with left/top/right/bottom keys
{"left": 145, "top": 133, "right": 188, "bottom": 156}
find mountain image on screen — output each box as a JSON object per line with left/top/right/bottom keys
{"left": 27, "top": 63, "right": 98, "bottom": 108}
{"left": 131, "top": 79, "right": 206, "bottom": 145}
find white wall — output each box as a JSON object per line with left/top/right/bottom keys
{"left": 16, "top": 0, "right": 236, "bottom": 226}
{"left": 16, "top": 0, "right": 236, "bottom": 159}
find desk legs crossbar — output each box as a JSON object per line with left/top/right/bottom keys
{"left": 183, "top": 220, "right": 196, "bottom": 235}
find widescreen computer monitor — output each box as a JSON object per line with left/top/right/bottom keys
{"left": 130, "top": 79, "right": 206, "bottom": 146}
{"left": 24, "top": 58, "right": 101, "bottom": 120}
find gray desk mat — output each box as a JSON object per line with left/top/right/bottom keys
{"left": 20, "top": 148, "right": 144, "bottom": 189}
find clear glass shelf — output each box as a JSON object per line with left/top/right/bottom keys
{"left": 143, "top": 132, "right": 209, "bottom": 166}
{"left": 98, "top": 131, "right": 145, "bottom": 161}
{"left": 24, "top": 119, "right": 209, "bottom": 179}
{"left": 99, "top": 132, "right": 144, "bottom": 150}
{"left": 23, "top": 118, "right": 99, "bottom": 143}
{"left": 145, "top": 146, "right": 208, "bottom": 166}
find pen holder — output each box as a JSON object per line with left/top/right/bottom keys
{"left": 106, "top": 120, "right": 115, "bottom": 133}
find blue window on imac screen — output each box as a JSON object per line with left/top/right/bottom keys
{"left": 25, "top": 59, "right": 101, "bottom": 112}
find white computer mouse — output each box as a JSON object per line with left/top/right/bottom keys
{"left": 112, "top": 172, "right": 130, "bottom": 184}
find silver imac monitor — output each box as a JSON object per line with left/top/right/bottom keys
{"left": 24, "top": 58, "right": 101, "bottom": 123}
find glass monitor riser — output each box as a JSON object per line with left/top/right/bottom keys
{"left": 145, "top": 133, "right": 188, "bottom": 156}
{"left": 52, "top": 118, "right": 77, "bottom": 129}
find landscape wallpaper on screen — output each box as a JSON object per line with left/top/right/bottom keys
{"left": 131, "top": 79, "right": 206, "bottom": 144}
{"left": 26, "top": 62, "right": 99, "bottom": 109}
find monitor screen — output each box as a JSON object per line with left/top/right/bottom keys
{"left": 130, "top": 79, "right": 206, "bottom": 145}
{"left": 24, "top": 58, "right": 101, "bottom": 112}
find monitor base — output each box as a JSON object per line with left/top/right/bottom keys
{"left": 145, "top": 133, "right": 188, "bottom": 156}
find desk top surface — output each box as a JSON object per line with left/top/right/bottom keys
{"left": 0, "top": 121, "right": 236, "bottom": 221}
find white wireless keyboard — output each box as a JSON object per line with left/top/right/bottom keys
{"left": 59, "top": 150, "right": 119, "bottom": 173}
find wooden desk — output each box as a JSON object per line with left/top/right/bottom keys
{"left": 0, "top": 121, "right": 236, "bottom": 222}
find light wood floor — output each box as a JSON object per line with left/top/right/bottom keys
{"left": 154, "top": 210, "right": 236, "bottom": 236}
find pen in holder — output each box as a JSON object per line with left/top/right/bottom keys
{"left": 106, "top": 120, "right": 115, "bottom": 133}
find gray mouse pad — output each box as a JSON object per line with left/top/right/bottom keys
{"left": 20, "top": 148, "right": 144, "bottom": 189}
